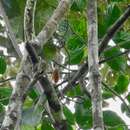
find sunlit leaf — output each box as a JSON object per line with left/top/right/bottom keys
{"left": 114, "top": 31, "right": 130, "bottom": 49}
{"left": 0, "top": 57, "right": 6, "bottom": 74}
{"left": 75, "top": 100, "right": 92, "bottom": 129}
{"left": 0, "top": 87, "right": 12, "bottom": 105}
{"left": 71, "top": 0, "right": 86, "bottom": 12}
{"left": 104, "top": 48, "right": 127, "bottom": 71}
{"left": 41, "top": 120, "right": 54, "bottom": 130}
{"left": 41, "top": 43, "right": 57, "bottom": 61}
{"left": 102, "top": 91, "right": 114, "bottom": 99}
{"left": 103, "top": 111, "right": 127, "bottom": 127}
{"left": 63, "top": 106, "right": 75, "bottom": 124}
{"left": 126, "top": 93, "right": 130, "bottom": 103}
{"left": 114, "top": 74, "right": 129, "bottom": 94}
{"left": 21, "top": 125, "right": 35, "bottom": 130}
{"left": 66, "top": 36, "right": 85, "bottom": 64}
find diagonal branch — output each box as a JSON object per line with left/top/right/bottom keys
{"left": 0, "top": 1, "right": 22, "bottom": 58}
{"left": 99, "top": 49, "right": 130, "bottom": 64}
{"left": 61, "top": 5, "right": 130, "bottom": 95}
{"left": 102, "top": 82, "right": 130, "bottom": 113}
{"left": 0, "top": 0, "right": 37, "bottom": 129}
{"left": 0, "top": 72, "right": 30, "bottom": 130}
{"left": 0, "top": 76, "right": 16, "bottom": 84}
{"left": 99, "top": 5, "right": 130, "bottom": 54}
{"left": 32, "top": 0, "right": 72, "bottom": 47}
{"left": 25, "top": 42, "right": 68, "bottom": 129}
{"left": 0, "top": 1, "right": 72, "bottom": 128}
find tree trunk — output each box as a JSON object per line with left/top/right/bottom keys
{"left": 87, "top": 0, "right": 104, "bottom": 130}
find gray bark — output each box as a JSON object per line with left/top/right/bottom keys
{"left": 87, "top": 0, "right": 104, "bottom": 130}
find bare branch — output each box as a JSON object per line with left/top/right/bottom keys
{"left": 99, "top": 6, "right": 130, "bottom": 54}
{"left": 0, "top": 76, "right": 16, "bottom": 84}
{"left": 61, "top": 5, "right": 130, "bottom": 95}
{"left": 25, "top": 41, "right": 68, "bottom": 129}
{"left": 1, "top": 72, "right": 30, "bottom": 130}
{"left": 0, "top": 0, "right": 37, "bottom": 129}
{"left": 0, "top": 1, "right": 22, "bottom": 58}
{"left": 32, "top": 0, "right": 72, "bottom": 47}
{"left": 24, "top": 0, "right": 37, "bottom": 41}
{"left": 99, "top": 49, "right": 130, "bottom": 64}
{"left": 87, "top": 0, "right": 104, "bottom": 129}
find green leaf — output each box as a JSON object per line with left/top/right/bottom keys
{"left": 0, "top": 57, "right": 7, "bottom": 74}
{"left": 10, "top": 17, "right": 24, "bottom": 39}
{"left": 103, "top": 111, "right": 126, "bottom": 127}
{"left": 104, "top": 48, "right": 126, "bottom": 71}
{"left": 66, "top": 36, "right": 84, "bottom": 51}
{"left": 106, "top": 4, "right": 121, "bottom": 27}
{"left": 71, "top": 0, "right": 86, "bottom": 12}
{"left": 114, "top": 75, "right": 129, "bottom": 94}
{"left": 66, "top": 36, "right": 85, "bottom": 64}
{"left": 28, "top": 89, "right": 38, "bottom": 100}
{"left": 41, "top": 120, "right": 54, "bottom": 130}
{"left": 114, "top": 31, "right": 130, "bottom": 49}
{"left": 41, "top": 43, "right": 57, "bottom": 61}
{"left": 121, "top": 103, "right": 130, "bottom": 118}
{"left": 75, "top": 100, "right": 92, "bottom": 129}
{"left": 2, "top": 0, "right": 22, "bottom": 18}
{"left": 98, "top": 3, "right": 121, "bottom": 38}
{"left": 69, "top": 16, "right": 87, "bottom": 37}
{"left": 110, "top": 0, "right": 127, "bottom": 2}
{"left": 23, "top": 97, "right": 34, "bottom": 109}
{"left": 69, "top": 48, "right": 84, "bottom": 65}
{"left": 63, "top": 106, "right": 75, "bottom": 124}
{"left": 22, "top": 107, "right": 43, "bottom": 126}
{"left": 102, "top": 91, "right": 114, "bottom": 99}
{"left": 35, "top": 0, "right": 57, "bottom": 34}
{"left": 21, "top": 125, "right": 35, "bottom": 130}
{"left": 107, "top": 126, "right": 127, "bottom": 130}
{"left": 0, "top": 87, "right": 12, "bottom": 105}
{"left": 126, "top": 93, "right": 130, "bottom": 103}
{"left": 67, "top": 85, "right": 82, "bottom": 97}
{"left": 0, "top": 87, "right": 12, "bottom": 98}
{"left": 66, "top": 124, "right": 73, "bottom": 130}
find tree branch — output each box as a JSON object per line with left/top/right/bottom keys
{"left": 102, "top": 82, "right": 130, "bottom": 113}
{"left": 32, "top": 0, "right": 72, "bottom": 48}
{"left": 0, "top": 0, "right": 37, "bottom": 129}
{"left": 0, "top": 76, "right": 16, "bottom": 84}
{"left": 87, "top": 0, "right": 104, "bottom": 129}
{"left": 99, "top": 5, "right": 130, "bottom": 54}
{"left": 0, "top": 0, "right": 73, "bottom": 129}
{"left": 0, "top": 72, "right": 30, "bottom": 130}
{"left": 99, "top": 49, "right": 130, "bottom": 64}
{"left": 0, "top": 1, "right": 22, "bottom": 58}
{"left": 61, "top": 5, "right": 130, "bottom": 95}
{"left": 24, "top": 0, "right": 37, "bottom": 41}
{"left": 26, "top": 41, "right": 68, "bottom": 129}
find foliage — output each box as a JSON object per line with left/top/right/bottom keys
{"left": 0, "top": 0, "right": 130, "bottom": 129}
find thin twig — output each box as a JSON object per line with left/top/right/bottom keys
{"left": 102, "top": 82, "right": 130, "bottom": 113}
{"left": 99, "top": 5, "right": 130, "bottom": 54}
{"left": 0, "top": 1, "right": 22, "bottom": 58}
{"left": 0, "top": 77, "right": 16, "bottom": 84}
{"left": 62, "top": 5, "right": 130, "bottom": 95}
{"left": 52, "top": 60, "right": 76, "bottom": 72}
{"left": 99, "top": 49, "right": 130, "bottom": 64}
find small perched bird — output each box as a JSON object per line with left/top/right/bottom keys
{"left": 52, "top": 68, "right": 60, "bottom": 84}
